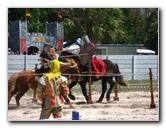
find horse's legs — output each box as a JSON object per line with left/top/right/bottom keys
{"left": 97, "top": 79, "right": 107, "bottom": 103}
{"left": 15, "top": 86, "right": 29, "bottom": 109}
{"left": 106, "top": 77, "right": 115, "bottom": 102}
{"left": 8, "top": 86, "right": 19, "bottom": 105}
{"left": 80, "top": 81, "right": 89, "bottom": 102}
{"left": 68, "top": 80, "right": 77, "bottom": 100}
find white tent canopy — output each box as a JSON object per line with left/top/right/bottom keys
{"left": 63, "top": 44, "right": 80, "bottom": 54}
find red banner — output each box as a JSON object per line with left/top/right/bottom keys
{"left": 21, "top": 38, "right": 26, "bottom": 53}
{"left": 58, "top": 39, "right": 63, "bottom": 51}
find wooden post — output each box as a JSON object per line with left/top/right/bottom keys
{"left": 114, "top": 81, "right": 119, "bottom": 101}
{"left": 149, "top": 68, "right": 155, "bottom": 108}
{"left": 87, "top": 66, "right": 93, "bottom": 104}
{"left": 32, "top": 64, "right": 38, "bottom": 102}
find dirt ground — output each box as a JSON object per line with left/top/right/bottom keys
{"left": 8, "top": 91, "right": 159, "bottom": 121}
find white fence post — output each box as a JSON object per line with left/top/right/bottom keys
{"left": 25, "top": 55, "right": 28, "bottom": 70}
{"left": 132, "top": 55, "right": 135, "bottom": 80}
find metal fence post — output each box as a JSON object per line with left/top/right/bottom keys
{"left": 32, "top": 64, "right": 38, "bottom": 102}
{"left": 132, "top": 55, "right": 135, "bottom": 80}
{"left": 149, "top": 68, "right": 156, "bottom": 108}
{"left": 24, "top": 55, "right": 26, "bottom": 70}
{"left": 87, "top": 66, "right": 93, "bottom": 104}
{"left": 25, "top": 55, "right": 28, "bottom": 70}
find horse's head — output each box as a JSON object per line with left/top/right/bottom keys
{"left": 79, "top": 42, "right": 96, "bottom": 67}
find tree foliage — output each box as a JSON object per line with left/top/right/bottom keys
{"left": 8, "top": 8, "right": 158, "bottom": 53}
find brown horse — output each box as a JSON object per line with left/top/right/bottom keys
{"left": 8, "top": 70, "right": 37, "bottom": 109}
{"left": 8, "top": 60, "right": 80, "bottom": 109}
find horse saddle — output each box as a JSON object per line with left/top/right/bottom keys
{"left": 91, "top": 56, "right": 106, "bottom": 78}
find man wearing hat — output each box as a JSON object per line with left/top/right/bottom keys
{"left": 36, "top": 59, "right": 70, "bottom": 119}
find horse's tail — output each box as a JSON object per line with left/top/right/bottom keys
{"left": 114, "top": 63, "right": 128, "bottom": 86}
{"left": 8, "top": 72, "right": 18, "bottom": 104}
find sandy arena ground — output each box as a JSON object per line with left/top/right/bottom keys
{"left": 8, "top": 92, "right": 159, "bottom": 121}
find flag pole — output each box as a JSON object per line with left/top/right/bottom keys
{"left": 57, "top": 13, "right": 58, "bottom": 23}
{"left": 37, "top": 20, "right": 38, "bottom": 34}
{"left": 25, "top": 8, "right": 28, "bottom": 55}
{"left": 46, "top": 21, "right": 48, "bottom": 35}
{"left": 37, "top": 24, "right": 38, "bottom": 34}
{"left": 25, "top": 8, "right": 27, "bottom": 21}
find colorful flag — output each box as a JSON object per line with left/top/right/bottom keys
{"left": 58, "top": 12, "right": 62, "bottom": 19}
{"left": 26, "top": 12, "right": 31, "bottom": 18}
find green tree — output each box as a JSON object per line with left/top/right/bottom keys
{"left": 144, "top": 8, "right": 158, "bottom": 54}
{"left": 61, "top": 8, "right": 125, "bottom": 43}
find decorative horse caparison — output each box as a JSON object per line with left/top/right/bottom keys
{"left": 63, "top": 42, "right": 128, "bottom": 103}
{"left": 8, "top": 58, "right": 80, "bottom": 109}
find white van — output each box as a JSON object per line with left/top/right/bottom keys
{"left": 136, "top": 49, "right": 156, "bottom": 55}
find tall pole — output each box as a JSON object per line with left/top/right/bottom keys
{"left": 46, "top": 21, "right": 48, "bottom": 35}
{"left": 25, "top": 8, "right": 27, "bottom": 21}
{"left": 88, "top": 66, "right": 93, "bottom": 104}
{"left": 26, "top": 19, "right": 27, "bottom": 55}
{"left": 32, "top": 64, "right": 38, "bottom": 102}
{"left": 56, "top": 12, "right": 59, "bottom": 48}
{"left": 19, "top": 20, "right": 21, "bottom": 55}
{"left": 37, "top": 20, "right": 39, "bottom": 34}
{"left": 149, "top": 68, "right": 156, "bottom": 108}
{"left": 56, "top": 21, "right": 58, "bottom": 48}
{"left": 25, "top": 8, "right": 28, "bottom": 55}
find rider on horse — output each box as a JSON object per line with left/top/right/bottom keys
{"left": 35, "top": 43, "right": 71, "bottom": 76}
{"left": 81, "top": 35, "right": 106, "bottom": 79}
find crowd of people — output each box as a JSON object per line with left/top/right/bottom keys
{"left": 8, "top": 50, "right": 42, "bottom": 55}
{"left": 8, "top": 50, "right": 20, "bottom": 55}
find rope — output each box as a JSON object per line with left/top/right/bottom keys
{"left": 59, "top": 53, "right": 89, "bottom": 58}
{"left": 8, "top": 72, "right": 154, "bottom": 77}
{"left": 13, "top": 72, "right": 121, "bottom": 77}
{"left": 56, "top": 48, "right": 80, "bottom": 53}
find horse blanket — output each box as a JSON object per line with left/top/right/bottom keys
{"left": 91, "top": 56, "right": 106, "bottom": 78}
